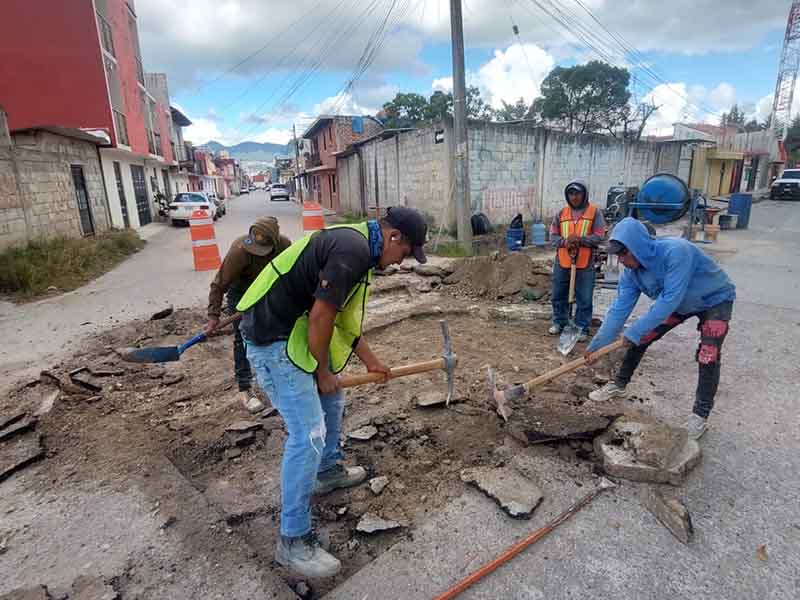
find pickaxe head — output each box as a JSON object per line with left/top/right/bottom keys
{"left": 486, "top": 367, "right": 526, "bottom": 422}
{"left": 439, "top": 320, "right": 457, "bottom": 406}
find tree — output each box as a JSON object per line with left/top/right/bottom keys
{"left": 603, "top": 100, "right": 660, "bottom": 141}
{"left": 532, "top": 61, "right": 631, "bottom": 134}
{"left": 382, "top": 92, "right": 429, "bottom": 127}
{"left": 495, "top": 98, "right": 532, "bottom": 122}
{"left": 783, "top": 116, "right": 800, "bottom": 164}
{"left": 743, "top": 119, "right": 767, "bottom": 132}
{"left": 466, "top": 86, "right": 494, "bottom": 120}
{"left": 720, "top": 104, "right": 746, "bottom": 129}
{"left": 425, "top": 90, "right": 453, "bottom": 121}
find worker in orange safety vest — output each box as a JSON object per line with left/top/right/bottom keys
{"left": 548, "top": 180, "right": 606, "bottom": 340}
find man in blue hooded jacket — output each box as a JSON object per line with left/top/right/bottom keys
{"left": 584, "top": 218, "right": 735, "bottom": 440}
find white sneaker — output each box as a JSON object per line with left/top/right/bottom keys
{"left": 685, "top": 414, "right": 708, "bottom": 440}
{"left": 239, "top": 391, "right": 265, "bottom": 414}
{"left": 588, "top": 382, "right": 627, "bottom": 402}
{"left": 548, "top": 324, "right": 563, "bottom": 335}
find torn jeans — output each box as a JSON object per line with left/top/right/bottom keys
{"left": 245, "top": 340, "right": 345, "bottom": 537}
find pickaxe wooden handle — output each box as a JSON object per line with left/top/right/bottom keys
{"left": 339, "top": 356, "right": 456, "bottom": 389}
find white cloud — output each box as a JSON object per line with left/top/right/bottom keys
{"left": 184, "top": 117, "right": 227, "bottom": 145}
{"left": 251, "top": 128, "right": 293, "bottom": 145}
{"left": 313, "top": 92, "right": 377, "bottom": 116}
{"left": 432, "top": 77, "right": 453, "bottom": 93}
{"left": 475, "top": 44, "right": 554, "bottom": 109}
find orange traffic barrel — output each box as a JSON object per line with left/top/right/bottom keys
{"left": 302, "top": 201, "right": 325, "bottom": 233}
{"left": 189, "top": 209, "right": 221, "bottom": 271}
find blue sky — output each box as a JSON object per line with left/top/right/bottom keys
{"left": 136, "top": 0, "right": 791, "bottom": 145}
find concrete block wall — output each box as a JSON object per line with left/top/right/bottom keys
{"left": 0, "top": 129, "right": 111, "bottom": 249}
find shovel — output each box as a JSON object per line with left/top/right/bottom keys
{"left": 118, "top": 313, "right": 241, "bottom": 363}
{"left": 558, "top": 251, "right": 582, "bottom": 356}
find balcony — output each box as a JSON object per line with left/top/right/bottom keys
{"left": 306, "top": 153, "right": 322, "bottom": 168}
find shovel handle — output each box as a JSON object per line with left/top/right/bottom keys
{"left": 568, "top": 262, "right": 577, "bottom": 304}
{"left": 339, "top": 357, "right": 451, "bottom": 389}
{"left": 522, "top": 338, "right": 625, "bottom": 394}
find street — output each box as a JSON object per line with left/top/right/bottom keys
{"left": 0, "top": 190, "right": 304, "bottom": 387}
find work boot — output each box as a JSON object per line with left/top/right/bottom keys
{"left": 685, "top": 413, "right": 708, "bottom": 441}
{"left": 275, "top": 532, "right": 341, "bottom": 578}
{"left": 577, "top": 331, "right": 588, "bottom": 342}
{"left": 313, "top": 464, "right": 367, "bottom": 495}
{"left": 238, "top": 390, "right": 265, "bottom": 414}
{"left": 548, "top": 324, "right": 563, "bottom": 336}
{"left": 588, "top": 382, "right": 627, "bottom": 402}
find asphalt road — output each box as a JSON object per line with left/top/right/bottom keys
{"left": 327, "top": 201, "right": 800, "bottom": 600}
{"left": 0, "top": 190, "right": 304, "bottom": 386}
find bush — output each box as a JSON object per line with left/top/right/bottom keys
{"left": 0, "top": 230, "right": 145, "bottom": 299}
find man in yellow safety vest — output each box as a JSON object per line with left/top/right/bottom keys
{"left": 236, "top": 207, "right": 428, "bottom": 578}
{"left": 548, "top": 180, "right": 606, "bottom": 340}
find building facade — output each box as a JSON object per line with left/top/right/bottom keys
{"left": 0, "top": 0, "right": 188, "bottom": 230}
{"left": 301, "top": 116, "right": 384, "bottom": 210}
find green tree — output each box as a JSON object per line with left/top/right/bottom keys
{"left": 720, "top": 104, "right": 746, "bottom": 129}
{"left": 495, "top": 98, "right": 532, "bottom": 122}
{"left": 382, "top": 92, "right": 430, "bottom": 127}
{"left": 426, "top": 90, "right": 453, "bottom": 121}
{"left": 743, "top": 119, "right": 767, "bottom": 132}
{"left": 466, "top": 86, "right": 494, "bottom": 120}
{"left": 783, "top": 116, "right": 800, "bottom": 163}
{"left": 531, "top": 60, "right": 631, "bottom": 134}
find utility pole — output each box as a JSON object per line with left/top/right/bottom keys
{"left": 449, "top": 0, "right": 472, "bottom": 250}
{"left": 293, "top": 124, "right": 304, "bottom": 203}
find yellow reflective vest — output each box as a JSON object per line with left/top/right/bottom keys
{"left": 236, "top": 222, "right": 372, "bottom": 374}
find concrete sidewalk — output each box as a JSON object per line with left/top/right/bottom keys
{"left": 327, "top": 202, "right": 800, "bottom": 599}
{"left": 0, "top": 191, "right": 303, "bottom": 386}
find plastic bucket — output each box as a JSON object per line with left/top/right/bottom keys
{"left": 728, "top": 193, "right": 752, "bottom": 229}
{"left": 506, "top": 228, "right": 524, "bottom": 251}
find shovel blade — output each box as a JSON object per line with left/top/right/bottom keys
{"left": 118, "top": 345, "right": 182, "bottom": 363}
{"left": 558, "top": 325, "right": 582, "bottom": 356}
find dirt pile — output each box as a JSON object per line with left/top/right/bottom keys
{"left": 441, "top": 252, "right": 551, "bottom": 300}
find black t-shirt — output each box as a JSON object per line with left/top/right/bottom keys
{"left": 241, "top": 227, "right": 372, "bottom": 345}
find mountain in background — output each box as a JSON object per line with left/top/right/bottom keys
{"left": 199, "top": 140, "right": 292, "bottom": 161}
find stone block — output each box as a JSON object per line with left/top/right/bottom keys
{"left": 642, "top": 487, "right": 694, "bottom": 544}
{"left": 460, "top": 465, "right": 543, "bottom": 519}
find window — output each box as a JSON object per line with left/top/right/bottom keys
{"left": 113, "top": 110, "right": 129, "bottom": 146}
{"left": 113, "top": 161, "right": 129, "bottom": 228}
{"left": 322, "top": 132, "right": 326, "bottom": 151}
{"left": 98, "top": 14, "right": 115, "bottom": 57}
{"left": 352, "top": 116, "right": 364, "bottom": 134}
{"left": 105, "top": 58, "right": 123, "bottom": 111}
{"left": 330, "top": 174, "right": 337, "bottom": 194}
{"left": 128, "top": 14, "right": 145, "bottom": 84}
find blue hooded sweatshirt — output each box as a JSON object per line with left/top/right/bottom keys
{"left": 586, "top": 217, "right": 736, "bottom": 352}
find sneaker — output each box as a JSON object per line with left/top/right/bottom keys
{"left": 548, "top": 324, "right": 563, "bottom": 335}
{"left": 313, "top": 464, "right": 367, "bottom": 495}
{"left": 588, "top": 382, "right": 627, "bottom": 402}
{"left": 239, "top": 390, "right": 265, "bottom": 414}
{"left": 685, "top": 414, "right": 708, "bottom": 441}
{"left": 275, "top": 532, "right": 341, "bottom": 578}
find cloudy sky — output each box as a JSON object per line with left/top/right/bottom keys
{"left": 135, "top": 0, "right": 791, "bottom": 146}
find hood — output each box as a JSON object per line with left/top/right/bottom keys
{"left": 564, "top": 180, "right": 589, "bottom": 210}
{"left": 609, "top": 217, "right": 658, "bottom": 268}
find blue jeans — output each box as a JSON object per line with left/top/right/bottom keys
{"left": 245, "top": 340, "right": 345, "bottom": 537}
{"left": 551, "top": 262, "right": 595, "bottom": 332}
{"left": 226, "top": 288, "right": 252, "bottom": 391}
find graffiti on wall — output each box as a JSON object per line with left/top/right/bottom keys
{"left": 482, "top": 185, "right": 536, "bottom": 222}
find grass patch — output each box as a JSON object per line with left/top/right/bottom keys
{"left": 0, "top": 230, "right": 145, "bottom": 300}
{"left": 329, "top": 211, "right": 367, "bottom": 225}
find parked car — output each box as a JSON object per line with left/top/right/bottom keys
{"left": 169, "top": 192, "right": 217, "bottom": 226}
{"left": 249, "top": 185, "right": 256, "bottom": 191}
{"left": 770, "top": 168, "right": 800, "bottom": 201}
{"left": 270, "top": 183, "right": 290, "bottom": 201}
{"left": 240, "top": 185, "right": 250, "bottom": 194}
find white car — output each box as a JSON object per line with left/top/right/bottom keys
{"left": 270, "top": 183, "right": 290, "bottom": 201}
{"left": 169, "top": 192, "right": 218, "bottom": 226}
{"left": 770, "top": 168, "right": 800, "bottom": 201}
{"left": 240, "top": 186, "right": 250, "bottom": 194}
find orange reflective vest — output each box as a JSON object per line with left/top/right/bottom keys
{"left": 557, "top": 203, "right": 598, "bottom": 269}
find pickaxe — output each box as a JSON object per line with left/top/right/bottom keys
{"left": 340, "top": 320, "right": 458, "bottom": 404}
{"left": 488, "top": 338, "right": 625, "bottom": 421}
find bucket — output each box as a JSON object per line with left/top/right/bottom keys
{"left": 728, "top": 193, "right": 752, "bottom": 229}
{"left": 506, "top": 228, "right": 525, "bottom": 251}
{"left": 718, "top": 214, "right": 738, "bottom": 230}
{"left": 530, "top": 222, "right": 547, "bottom": 247}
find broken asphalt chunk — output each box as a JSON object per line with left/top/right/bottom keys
{"left": 347, "top": 425, "right": 378, "bottom": 441}
{"left": 150, "top": 305, "right": 174, "bottom": 320}
{"left": 68, "top": 371, "right": 103, "bottom": 393}
{"left": 415, "top": 390, "right": 446, "bottom": 407}
{"left": 460, "top": 465, "right": 543, "bottom": 519}
{"left": 356, "top": 513, "right": 404, "bottom": 534}
{"left": 0, "top": 433, "right": 45, "bottom": 483}
{"left": 642, "top": 487, "right": 694, "bottom": 544}
{"left": 369, "top": 476, "right": 390, "bottom": 495}
{"left": 0, "top": 417, "right": 37, "bottom": 443}
{"left": 225, "top": 420, "right": 263, "bottom": 434}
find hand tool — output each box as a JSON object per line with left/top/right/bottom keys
{"left": 339, "top": 320, "right": 458, "bottom": 404}
{"left": 118, "top": 313, "right": 241, "bottom": 363}
{"left": 489, "top": 338, "right": 625, "bottom": 421}
{"left": 558, "top": 247, "right": 582, "bottom": 356}
{"left": 433, "top": 478, "right": 617, "bottom": 600}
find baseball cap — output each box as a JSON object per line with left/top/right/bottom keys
{"left": 384, "top": 206, "right": 428, "bottom": 263}
{"left": 607, "top": 240, "right": 627, "bottom": 255}
{"left": 243, "top": 216, "right": 279, "bottom": 256}
{"left": 566, "top": 183, "right": 584, "bottom": 194}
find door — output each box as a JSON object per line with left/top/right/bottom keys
{"left": 162, "top": 170, "right": 170, "bottom": 199}
{"left": 130, "top": 164, "right": 151, "bottom": 225}
{"left": 113, "top": 161, "right": 130, "bottom": 228}
{"left": 70, "top": 165, "right": 95, "bottom": 236}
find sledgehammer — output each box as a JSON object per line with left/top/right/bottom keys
{"left": 488, "top": 338, "right": 625, "bottom": 421}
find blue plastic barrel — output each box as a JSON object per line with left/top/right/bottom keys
{"left": 728, "top": 193, "right": 752, "bottom": 229}
{"left": 506, "top": 228, "right": 524, "bottom": 251}
{"left": 530, "top": 222, "right": 547, "bottom": 247}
